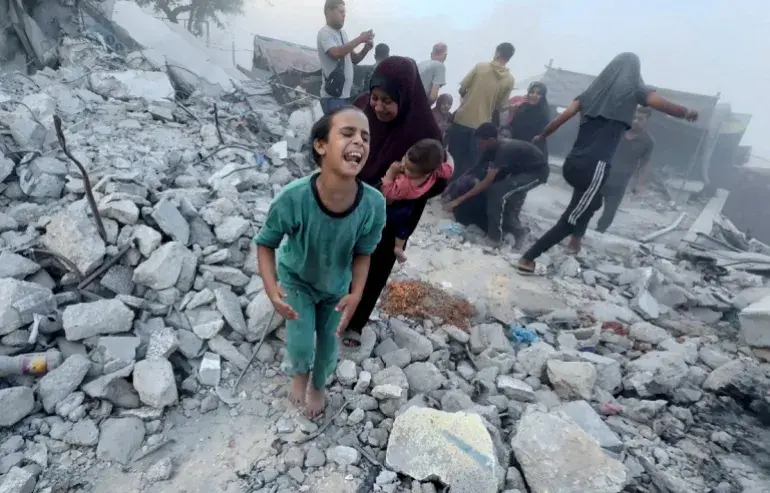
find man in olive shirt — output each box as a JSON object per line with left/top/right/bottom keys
{"left": 595, "top": 106, "right": 655, "bottom": 233}
{"left": 447, "top": 42, "right": 515, "bottom": 178}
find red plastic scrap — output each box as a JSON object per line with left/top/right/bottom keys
{"left": 601, "top": 321, "right": 628, "bottom": 336}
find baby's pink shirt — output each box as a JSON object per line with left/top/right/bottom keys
{"left": 380, "top": 161, "right": 454, "bottom": 201}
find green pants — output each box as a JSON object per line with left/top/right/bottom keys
{"left": 284, "top": 283, "right": 343, "bottom": 390}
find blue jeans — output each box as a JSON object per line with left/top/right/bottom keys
{"left": 321, "top": 97, "right": 350, "bottom": 115}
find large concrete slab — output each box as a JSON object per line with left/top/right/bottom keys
{"left": 739, "top": 295, "right": 770, "bottom": 348}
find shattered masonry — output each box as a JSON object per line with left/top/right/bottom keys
{"left": 0, "top": 3, "right": 769, "bottom": 493}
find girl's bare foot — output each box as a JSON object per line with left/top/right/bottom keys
{"left": 306, "top": 386, "right": 326, "bottom": 419}
{"left": 289, "top": 374, "right": 309, "bottom": 407}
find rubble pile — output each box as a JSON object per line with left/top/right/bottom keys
{"left": 380, "top": 280, "right": 478, "bottom": 329}
{"left": 0, "top": 33, "right": 768, "bottom": 493}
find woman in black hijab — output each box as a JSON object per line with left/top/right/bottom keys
{"left": 516, "top": 53, "right": 699, "bottom": 274}
{"left": 505, "top": 81, "right": 551, "bottom": 158}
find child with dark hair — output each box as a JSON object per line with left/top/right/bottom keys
{"left": 254, "top": 106, "right": 386, "bottom": 418}
{"left": 380, "top": 138, "right": 453, "bottom": 262}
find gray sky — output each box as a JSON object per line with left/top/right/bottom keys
{"left": 210, "top": 0, "right": 768, "bottom": 158}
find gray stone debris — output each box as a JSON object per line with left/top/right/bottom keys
{"left": 97, "top": 417, "right": 146, "bottom": 464}
{"left": 62, "top": 299, "right": 135, "bottom": 340}
{"left": 37, "top": 354, "right": 91, "bottom": 413}
{"left": 386, "top": 407, "right": 498, "bottom": 493}
{"left": 199, "top": 352, "right": 222, "bottom": 387}
{"left": 42, "top": 207, "right": 106, "bottom": 275}
{"left": 0, "top": 278, "right": 56, "bottom": 335}
{"left": 0, "top": 387, "right": 35, "bottom": 427}
{"left": 133, "top": 241, "right": 197, "bottom": 291}
{"left": 133, "top": 358, "right": 178, "bottom": 408}
{"left": 0, "top": 466, "right": 35, "bottom": 493}
{"left": 511, "top": 408, "right": 628, "bottom": 493}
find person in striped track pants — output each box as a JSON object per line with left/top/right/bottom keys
{"left": 516, "top": 53, "right": 699, "bottom": 275}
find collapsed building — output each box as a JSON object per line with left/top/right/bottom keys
{"left": 0, "top": 3, "right": 769, "bottom": 493}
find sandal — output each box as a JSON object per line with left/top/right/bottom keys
{"left": 515, "top": 263, "right": 536, "bottom": 276}
{"left": 340, "top": 330, "right": 361, "bottom": 348}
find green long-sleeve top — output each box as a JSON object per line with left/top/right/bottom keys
{"left": 254, "top": 174, "right": 386, "bottom": 296}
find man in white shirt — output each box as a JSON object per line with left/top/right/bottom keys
{"left": 417, "top": 42, "right": 448, "bottom": 105}
{"left": 317, "top": 0, "right": 374, "bottom": 114}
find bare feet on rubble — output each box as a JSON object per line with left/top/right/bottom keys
{"left": 306, "top": 386, "right": 326, "bottom": 419}
{"left": 289, "top": 374, "right": 308, "bottom": 407}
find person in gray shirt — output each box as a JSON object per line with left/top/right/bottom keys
{"left": 317, "top": 0, "right": 374, "bottom": 114}
{"left": 417, "top": 42, "right": 447, "bottom": 105}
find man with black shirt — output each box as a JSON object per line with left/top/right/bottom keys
{"left": 445, "top": 122, "right": 549, "bottom": 248}
{"left": 594, "top": 106, "right": 655, "bottom": 233}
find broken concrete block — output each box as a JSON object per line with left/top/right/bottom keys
{"left": 37, "top": 354, "right": 91, "bottom": 413}
{"left": 207, "top": 335, "right": 249, "bottom": 369}
{"left": 4, "top": 93, "right": 57, "bottom": 149}
{"left": 0, "top": 387, "right": 35, "bottom": 427}
{"left": 146, "top": 327, "right": 179, "bottom": 359}
{"left": 97, "top": 417, "right": 146, "bottom": 464}
{"left": 558, "top": 400, "right": 623, "bottom": 453}
{"left": 496, "top": 375, "right": 535, "bottom": 402}
{"left": 624, "top": 350, "right": 688, "bottom": 397}
{"left": 246, "top": 291, "right": 284, "bottom": 338}
{"left": 198, "top": 352, "right": 221, "bottom": 387}
{"left": 0, "top": 157, "right": 14, "bottom": 183}
{"left": 511, "top": 408, "right": 628, "bottom": 493}
{"left": 0, "top": 466, "right": 36, "bottom": 493}
{"left": 99, "top": 199, "right": 140, "bottom": 225}
{"left": 198, "top": 265, "right": 249, "bottom": 287}
{"left": 191, "top": 310, "right": 225, "bottom": 339}
{"left": 88, "top": 70, "right": 174, "bottom": 102}
{"left": 0, "top": 252, "right": 40, "bottom": 279}
{"left": 739, "top": 295, "right": 770, "bottom": 348}
{"left": 17, "top": 157, "right": 67, "bottom": 198}
{"left": 98, "top": 336, "right": 140, "bottom": 372}
{"left": 133, "top": 358, "right": 178, "bottom": 408}
{"left": 392, "top": 320, "right": 433, "bottom": 361}
{"left": 0, "top": 279, "right": 56, "bottom": 335}
{"left": 148, "top": 104, "right": 174, "bottom": 122}
{"left": 469, "top": 323, "right": 512, "bottom": 355}
{"left": 99, "top": 265, "right": 135, "bottom": 295}
{"left": 151, "top": 199, "right": 189, "bottom": 245}
{"left": 133, "top": 242, "right": 196, "bottom": 291}
{"left": 386, "top": 407, "right": 498, "bottom": 493}
{"left": 547, "top": 360, "right": 596, "bottom": 400}
{"left": 81, "top": 363, "right": 136, "bottom": 406}
{"left": 215, "top": 287, "right": 248, "bottom": 335}
{"left": 63, "top": 299, "right": 135, "bottom": 341}
{"left": 42, "top": 208, "right": 106, "bottom": 275}
{"left": 214, "top": 216, "right": 249, "bottom": 244}
{"left": 132, "top": 224, "right": 163, "bottom": 257}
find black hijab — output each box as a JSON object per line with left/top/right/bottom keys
{"left": 508, "top": 81, "right": 550, "bottom": 142}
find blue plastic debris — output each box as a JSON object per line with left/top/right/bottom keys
{"left": 507, "top": 324, "right": 539, "bottom": 345}
{"left": 253, "top": 152, "right": 268, "bottom": 171}
{"left": 439, "top": 223, "right": 464, "bottom": 236}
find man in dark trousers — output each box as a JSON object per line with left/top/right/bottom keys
{"left": 593, "top": 105, "right": 655, "bottom": 233}
{"left": 445, "top": 122, "right": 549, "bottom": 248}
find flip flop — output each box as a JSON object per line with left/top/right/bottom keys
{"left": 340, "top": 330, "right": 361, "bottom": 348}
{"left": 515, "top": 264, "right": 536, "bottom": 276}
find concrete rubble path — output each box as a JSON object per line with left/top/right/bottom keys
{"left": 0, "top": 21, "right": 769, "bottom": 493}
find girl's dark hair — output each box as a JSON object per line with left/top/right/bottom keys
{"left": 309, "top": 106, "right": 364, "bottom": 166}
{"left": 406, "top": 138, "right": 445, "bottom": 174}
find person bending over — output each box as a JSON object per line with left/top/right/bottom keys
{"left": 445, "top": 122, "right": 549, "bottom": 248}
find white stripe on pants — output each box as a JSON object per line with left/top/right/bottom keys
{"left": 567, "top": 160, "right": 607, "bottom": 225}
{"left": 493, "top": 179, "right": 542, "bottom": 241}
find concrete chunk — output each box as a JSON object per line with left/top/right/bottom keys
{"left": 0, "top": 279, "right": 56, "bottom": 336}
{"left": 0, "top": 387, "right": 35, "bottom": 427}
{"left": 558, "top": 400, "right": 623, "bottom": 453}
{"left": 88, "top": 70, "right": 174, "bottom": 101}
{"left": 386, "top": 407, "right": 498, "bottom": 493}
{"left": 511, "top": 408, "right": 628, "bottom": 493}
{"left": 151, "top": 199, "right": 189, "bottom": 245}
{"left": 97, "top": 417, "right": 146, "bottom": 464}
{"left": 198, "top": 352, "right": 221, "bottom": 387}
{"left": 63, "top": 299, "right": 135, "bottom": 341}
{"left": 133, "top": 242, "right": 196, "bottom": 291}
{"left": 0, "top": 466, "right": 35, "bottom": 493}
{"left": 42, "top": 208, "right": 106, "bottom": 275}
{"left": 739, "top": 295, "right": 770, "bottom": 348}
{"left": 38, "top": 354, "right": 92, "bottom": 413}
{"left": 133, "top": 359, "right": 178, "bottom": 408}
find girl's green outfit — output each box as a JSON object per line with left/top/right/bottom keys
{"left": 254, "top": 174, "right": 386, "bottom": 390}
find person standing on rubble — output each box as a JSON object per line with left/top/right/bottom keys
{"left": 374, "top": 43, "right": 390, "bottom": 67}
{"left": 317, "top": 0, "right": 375, "bottom": 115}
{"left": 445, "top": 122, "right": 549, "bottom": 249}
{"left": 255, "top": 106, "right": 386, "bottom": 418}
{"left": 594, "top": 105, "right": 655, "bottom": 233}
{"left": 418, "top": 42, "right": 448, "bottom": 106}
{"left": 339, "top": 56, "right": 447, "bottom": 348}
{"left": 446, "top": 43, "right": 516, "bottom": 178}
{"left": 515, "top": 52, "right": 698, "bottom": 275}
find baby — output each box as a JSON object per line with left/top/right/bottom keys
{"left": 381, "top": 138, "right": 454, "bottom": 262}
